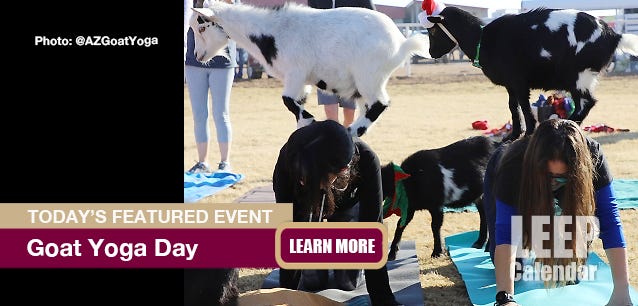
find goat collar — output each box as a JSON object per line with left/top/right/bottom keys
{"left": 382, "top": 163, "right": 411, "bottom": 227}
{"left": 437, "top": 23, "right": 458, "bottom": 46}
{"left": 473, "top": 26, "right": 484, "bottom": 69}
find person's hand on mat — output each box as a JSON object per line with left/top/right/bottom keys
{"left": 605, "top": 286, "right": 633, "bottom": 306}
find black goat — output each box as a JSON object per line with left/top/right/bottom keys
{"left": 425, "top": 6, "right": 638, "bottom": 141}
{"left": 184, "top": 268, "right": 239, "bottom": 306}
{"left": 381, "top": 136, "right": 496, "bottom": 259}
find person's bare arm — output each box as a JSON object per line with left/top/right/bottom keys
{"left": 605, "top": 247, "right": 633, "bottom": 306}
{"left": 494, "top": 244, "right": 520, "bottom": 306}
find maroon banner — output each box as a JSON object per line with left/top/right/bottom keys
{"left": 0, "top": 229, "right": 278, "bottom": 268}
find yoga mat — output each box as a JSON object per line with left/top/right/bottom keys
{"left": 184, "top": 171, "right": 244, "bottom": 203}
{"left": 446, "top": 231, "right": 638, "bottom": 306}
{"left": 262, "top": 240, "right": 424, "bottom": 306}
{"left": 613, "top": 179, "right": 638, "bottom": 210}
{"left": 444, "top": 179, "right": 638, "bottom": 213}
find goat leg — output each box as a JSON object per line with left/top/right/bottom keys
{"left": 282, "top": 96, "right": 315, "bottom": 128}
{"left": 472, "top": 197, "right": 488, "bottom": 249}
{"left": 430, "top": 209, "right": 444, "bottom": 258}
{"left": 502, "top": 89, "right": 523, "bottom": 142}
{"left": 388, "top": 221, "right": 406, "bottom": 261}
{"left": 568, "top": 89, "right": 597, "bottom": 125}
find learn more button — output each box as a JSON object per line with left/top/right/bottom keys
{"left": 275, "top": 222, "right": 388, "bottom": 269}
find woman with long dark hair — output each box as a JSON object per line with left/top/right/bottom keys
{"left": 273, "top": 120, "right": 400, "bottom": 306}
{"left": 484, "top": 119, "right": 631, "bottom": 306}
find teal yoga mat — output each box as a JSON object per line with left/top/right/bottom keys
{"left": 613, "top": 179, "right": 638, "bottom": 210}
{"left": 445, "top": 231, "right": 638, "bottom": 306}
{"left": 445, "top": 179, "right": 638, "bottom": 213}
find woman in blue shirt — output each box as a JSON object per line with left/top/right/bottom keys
{"left": 185, "top": 0, "right": 237, "bottom": 173}
{"left": 484, "top": 119, "right": 631, "bottom": 306}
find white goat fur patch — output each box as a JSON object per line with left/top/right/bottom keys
{"left": 544, "top": 10, "right": 604, "bottom": 54}
{"left": 439, "top": 165, "right": 468, "bottom": 204}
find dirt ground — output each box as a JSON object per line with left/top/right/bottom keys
{"left": 184, "top": 60, "right": 638, "bottom": 305}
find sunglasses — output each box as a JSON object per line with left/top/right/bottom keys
{"left": 550, "top": 173, "right": 569, "bottom": 188}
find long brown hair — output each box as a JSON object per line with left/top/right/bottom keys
{"left": 283, "top": 121, "right": 355, "bottom": 221}
{"left": 518, "top": 119, "right": 596, "bottom": 287}
{"left": 288, "top": 146, "right": 360, "bottom": 221}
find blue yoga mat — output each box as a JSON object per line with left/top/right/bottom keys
{"left": 445, "top": 231, "right": 638, "bottom": 306}
{"left": 184, "top": 171, "right": 244, "bottom": 203}
{"left": 445, "top": 179, "right": 638, "bottom": 213}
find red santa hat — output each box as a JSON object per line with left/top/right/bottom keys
{"left": 422, "top": 0, "right": 446, "bottom": 16}
{"left": 418, "top": 0, "right": 446, "bottom": 28}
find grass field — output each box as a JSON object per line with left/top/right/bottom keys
{"left": 184, "top": 61, "right": 638, "bottom": 305}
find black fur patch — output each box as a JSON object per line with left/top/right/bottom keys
{"left": 249, "top": 34, "right": 278, "bottom": 66}
{"left": 301, "top": 110, "right": 314, "bottom": 119}
{"left": 282, "top": 96, "right": 300, "bottom": 120}
{"left": 316, "top": 80, "right": 327, "bottom": 90}
{"left": 351, "top": 90, "right": 362, "bottom": 100}
{"left": 574, "top": 12, "right": 598, "bottom": 43}
{"left": 364, "top": 101, "right": 388, "bottom": 122}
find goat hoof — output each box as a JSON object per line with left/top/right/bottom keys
{"left": 388, "top": 253, "right": 397, "bottom": 261}
{"left": 431, "top": 250, "right": 443, "bottom": 258}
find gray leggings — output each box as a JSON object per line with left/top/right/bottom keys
{"left": 185, "top": 66, "right": 233, "bottom": 143}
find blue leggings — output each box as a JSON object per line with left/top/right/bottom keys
{"left": 185, "top": 66, "right": 233, "bottom": 143}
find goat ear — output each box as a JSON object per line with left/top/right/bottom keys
{"left": 427, "top": 15, "right": 444, "bottom": 23}
{"left": 192, "top": 7, "right": 216, "bottom": 20}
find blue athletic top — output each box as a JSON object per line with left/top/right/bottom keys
{"left": 493, "top": 138, "right": 626, "bottom": 250}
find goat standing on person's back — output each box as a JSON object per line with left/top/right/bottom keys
{"left": 381, "top": 136, "right": 497, "bottom": 259}
{"left": 419, "top": 0, "right": 638, "bottom": 141}
{"left": 189, "top": 0, "right": 430, "bottom": 138}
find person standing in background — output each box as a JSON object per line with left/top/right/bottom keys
{"left": 235, "top": 47, "right": 248, "bottom": 81}
{"left": 184, "top": 0, "right": 237, "bottom": 173}
{"left": 233, "top": 0, "right": 247, "bottom": 81}
{"left": 307, "top": 0, "right": 376, "bottom": 127}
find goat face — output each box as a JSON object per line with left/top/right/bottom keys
{"left": 190, "top": 8, "right": 230, "bottom": 63}
{"left": 426, "top": 17, "right": 456, "bottom": 59}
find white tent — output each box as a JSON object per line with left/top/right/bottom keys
{"left": 521, "top": 0, "right": 637, "bottom": 10}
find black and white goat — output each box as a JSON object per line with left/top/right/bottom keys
{"left": 189, "top": 1, "right": 429, "bottom": 137}
{"left": 423, "top": 5, "right": 638, "bottom": 141}
{"left": 381, "top": 136, "right": 496, "bottom": 259}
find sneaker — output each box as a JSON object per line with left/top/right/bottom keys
{"left": 217, "top": 161, "right": 231, "bottom": 171}
{"left": 187, "top": 162, "right": 212, "bottom": 174}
